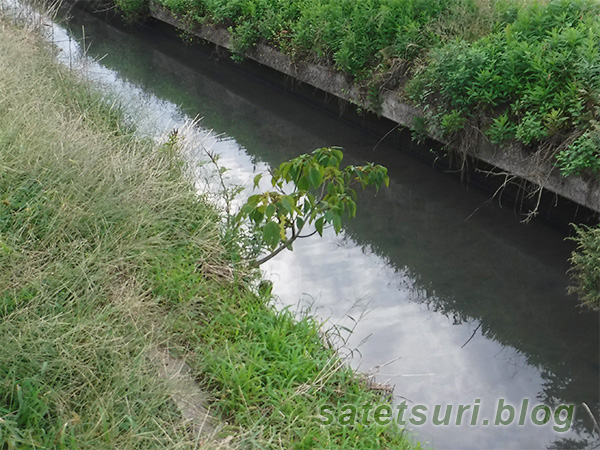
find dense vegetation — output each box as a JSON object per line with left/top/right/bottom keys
{"left": 568, "top": 224, "right": 600, "bottom": 310}
{"left": 115, "top": 0, "right": 600, "bottom": 177}
{"left": 414, "top": 1, "right": 600, "bottom": 174}
{"left": 0, "top": 18, "right": 421, "bottom": 449}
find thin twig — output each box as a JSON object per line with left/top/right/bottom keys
{"left": 297, "top": 229, "right": 319, "bottom": 238}
{"left": 372, "top": 123, "right": 400, "bottom": 153}
{"left": 461, "top": 322, "right": 482, "bottom": 349}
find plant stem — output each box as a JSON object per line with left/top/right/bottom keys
{"left": 254, "top": 220, "right": 305, "bottom": 266}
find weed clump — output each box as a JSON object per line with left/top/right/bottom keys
{"left": 568, "top": 224, "right": 600, "bottom": 311}
{"left": 411, "top": 0, "right": 600, "bottom": 175}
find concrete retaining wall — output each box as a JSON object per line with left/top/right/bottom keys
{"left": 150, "top": 2, "right": 600, "bottom": 213}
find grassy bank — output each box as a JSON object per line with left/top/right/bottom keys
{"left": 0, "top": 16, "right": 421, "bottom": 450}
{"left": 116, "top": 0, "right": 600, "bottom": 178}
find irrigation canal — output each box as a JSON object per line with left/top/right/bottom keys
{"left": 39, "top": 5, "right": 600, "bottom": 448}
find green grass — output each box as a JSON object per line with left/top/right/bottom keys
{"left": 0, "top": 16, "right": 421, "bottom": 450}
{"left": 143, "top": 0, "right": 503, "bottom": 78}
{"left": 410, "top": 0, "right": 600, "bottom": 173}
{"left": 116, "top": 0, "right": 600, "bottom": 177}
{"left": 0, "top": 18, "right": 222, "bottom": 449}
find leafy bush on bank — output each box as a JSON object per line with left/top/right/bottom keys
{"left": 411, "top": 0, "right": 600, "bottom": 176}
{"left": 568, "top": 224, "right": 600, "bottom": 311}
{"left": 150, "top": 0, "right": 495, "bottom": 78}
{"left": 556, "top": 123, "right": 600, "bottom": 176}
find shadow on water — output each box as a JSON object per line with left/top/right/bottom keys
{"left": 57, "top": 6, "right": 599, "bottom": 448}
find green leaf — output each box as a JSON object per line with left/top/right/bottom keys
{"left": 332, "top": 214, "right": 342, "bottom": 233}
{"left": 263, "top": 221, "right": 281, "bottom": 249}
{"left": 250, "top": 208, "right": 264, "bottom": 224}
{"left": 348, "top": 200, "right": 357, "bottom": 218}
{"left": 309, "top": 167, "right": 323, "bottom": 188}
{"left": 279, "top": 219, "right": 287, "bottom": 240}
{"left": 240, "top": 203, "right": 254, "bottom": 215}
{"left": 303, "top": 200, "right": 311, "bottom": 214}
{"left": 315, "top": 217, "right": 324, "bottom": 236}
{"left": 253, "top": 173, "right": 263, "bottom": 188}
{"left": 280, "top": 196, "right": 293, "bottom": 214}
{"left": 265, "top": 203, "right": 276, "bottom": 218}
{"left": 296, "top": 217, "right": 305, "bottom": 230}
{"left": 280, "top": 162, "right": 291, "bottom": 181}
{"left": 297, "top": 175, "right": 310, "bottom": 191}
{"left": 331, "top": 148, "right": 344, "bottom": 166}
{"left": 247, "top": 194, "right": 261, "bottom": 206}
{"left": 316, "top": 149, "right": 329, "bottom": 165}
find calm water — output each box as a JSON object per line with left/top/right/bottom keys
{"left": 30, "top": 5, "right": 600, "bottom": 448}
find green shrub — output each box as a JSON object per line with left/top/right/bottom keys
{"left": 568, "top": 224, "right": 600, "bottom": 310}
{"left": 150, "top": 0, "right": 501, "bottom": 78}
{"left": 114, "top": 0, "right": 148, "bottom": 20}
{"left": 441, "top": 109, "right": 466, "bottom": 135}
{"left": 409, "top": 0, "right": 600, "bottom": 153}
{"left": 556, "top": 123, "right": 600, "bottom": 176}
{"left": 486, "top": 112, "right": 516, "bottom": 144}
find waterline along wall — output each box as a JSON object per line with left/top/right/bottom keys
{"left": 147, "top": 2, "right": 600, "bottom": 216}
{"left": 69, "top": 0, "right": 600, "bottom": 216}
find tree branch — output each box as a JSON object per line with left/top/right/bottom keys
{"left": 298, "top": 229, "right": 319, "bottom": 238}
{"left": 253, "top": 218, "right": 306, "bottom": 267}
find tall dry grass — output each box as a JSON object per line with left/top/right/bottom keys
{"left": 0, "top": 17, "right": 228, "bottom": 449}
